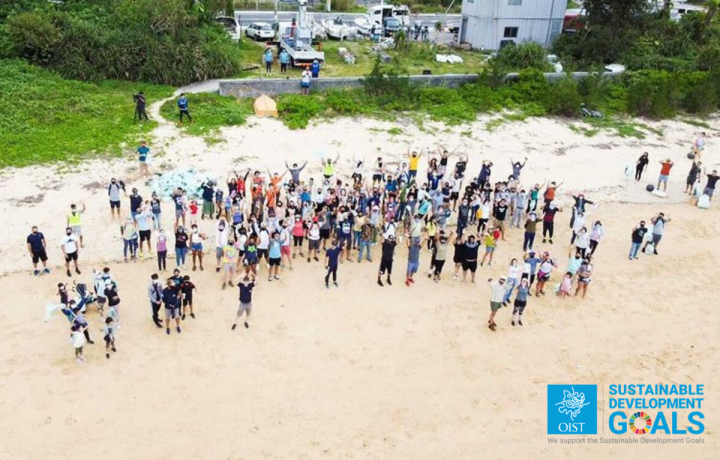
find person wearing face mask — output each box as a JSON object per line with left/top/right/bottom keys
{"left": 642, "top": 212, "right": 671, "bottom": 255}
{"left": 588, "top": 221, "right": 604, "bottom": 255}
{"left": 129, "top": 188, "right": 143, "bottom": 223}
{"left": 457, "top": 198, "right": 470, "bottom": 237}
{"left": 175, "top": 226, "right": 189, "bottom": 268}
{"left": 461, "top": 234, "right": 480, "bottom": 283}
{"left": 566, "top": 251, "right": 583, "bottom": 278}
{"left": 150, "top": 192, "right": 162, "bottom": 231}
{"left": 502, "top": 258, "right": 520, "bottom": 305}
{"left": 523, "top": 212, "right": 538, "bottom": 252}
{"left": 189, "top": 224, "right": 206, "bottom": 271}
{"left": 511, "top": 189, "right": 527, "bottom": 228}
{"left": 574, "top": 257, "right": 593, "bottom": 299}
{"left": 407, "top": 147, "right": 423, "bottom": 182}
{"left": 629, "top": 220, "right": 648, "bottom": 260}
{"left": 66, "top": 202, "right": 86, "bottom": 248}
{"left": 120, "top": 217, "right": 139, "bottom": 263}
{"left": 108, "top": 178, "right": 125, "bottom": 219}
{"left": 148, "top": 273, "right": 163, "bottom": 328}
{"left": 267, "top": 231, "right": 282, "bottom": 281}
{"left": 510, "top": 157, "right": 527, "bottom": 180}
{"left": 429, "top": 230, "right": 451, "bottom": 282}
{"left": 27, "top": 225, "right": 49, "bottom": 276}
{"left": 156, "top": 229, "right": 168, "bottom": 271}
{"left": 477, "top": 161, "right": 493, "bottom": 190}
{"left": 574, "top": 227, "right": 590, "bottom": 258}
{"left": 511, "top": 278, "right": 530, "bottom": 326}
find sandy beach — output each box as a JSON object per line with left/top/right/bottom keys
{"left": 0, "top": 107, "right": 718, "bottom": 459}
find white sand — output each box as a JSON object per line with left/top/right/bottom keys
{"left": 0, "top": 104, "right": 718, "bottom": 458}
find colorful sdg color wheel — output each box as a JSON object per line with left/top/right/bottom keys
{"left": 629, "top": 412, "right": 653, "bottom": 434}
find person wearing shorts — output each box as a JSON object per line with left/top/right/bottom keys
{"left": 27, "top": 226, "right": 50, "bottom": 276}
{"left": 161, "top": 279, "right": 182, "bottom": 335}
{"left": 574, "top": 257, "right": 593, "bottom": 299}
{"left": 108, "top": 178, "right": 124, "bottom": 219}
{"left": 233, "top": 274, "right": 256, "bottom": 330}
{"left": 61, "top": 228, "right": 81, "bottom": 278}
{"left": 307, "top": 218, "right": 321, "bottom": 263}
{"left": 430, "top": 231, "right": 450, "bottom": 282}
{"left": 405, "top": 236, "right": 422, "bottom": 287}
{"left": 657, "top": 159, "right": 674, "bottom": 192}
{"left": 461, "top": 235, "right": 480, "bottom": 283}
{"left": 487, "top": 276, "right": 506, "bottom": 331}
{"left": 511, "top": 278, "right": 530, "bottom": 326}
{"left": 267, "top": 232, "right": 282, "bottom": 281}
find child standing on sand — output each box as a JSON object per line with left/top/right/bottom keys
{"left": 71, "top": 324, "right": 87, "bottom": 364}
{"left": 558, "top": 272, "right": 573, "bottom": 298}
{"left": 103, "top": 317, "right": 116, "bottom": 359}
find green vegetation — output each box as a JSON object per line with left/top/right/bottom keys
{"left": 1, "top": 0, "right": 241, "bottom": 85}
{"left": 0, "top": 60, "right": 173, "bottom": 168}
{"left": 160, "top": 93, "right": 253, "bottom": 138}
{"left": 238, "top": 39, "right": 488, "bottom": 78}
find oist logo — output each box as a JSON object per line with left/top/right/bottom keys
{"left": 548, "top": 385, "right": 598, "bottom": 435}
{"left": 556, "top": 387, "right": 591, "bottom": 421}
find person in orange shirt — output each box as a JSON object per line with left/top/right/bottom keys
{"left": 543, "top": 181, "right": 563, "bottom": 204}
{"left": 267, "top": 169, "right": 286, "bottom": 192}
{"left": 657, "top": 158, "right": 674, "bottom": 192}
{"left": 265, "top": 184, "right": 277, "bottom": 210}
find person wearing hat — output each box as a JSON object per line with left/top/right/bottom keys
{"left": 66, "top": 202, "right": 86, "bottom": 248}
{"left": 487, "top": 277, "right": 506, "bottom": 331}
{"left": 377, "top": 234, "right": 397, "bottom": 287}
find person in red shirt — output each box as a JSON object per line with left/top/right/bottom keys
{"left": 657, "top": 159, "right": 674, "bottom": 192}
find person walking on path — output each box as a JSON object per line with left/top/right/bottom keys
{"left": 233, "top": 274, "right": 256, "bottom": 330}
{"left": 324, "top": 240, "right": 342, "bottom": 289}
{"left": 148, "top": 273, "right": 163, "bottom": 328}
{"left": 27, "top": 226, "right": 49, "bottom": 276}
{"left": 133, "top": 91, "right": 148, "bottom": 122}
{"left": 487, "top": 277, "right": 506, "bottom": 331}
{"left": 177, "top": 93, "right": 192, "bottom": 123}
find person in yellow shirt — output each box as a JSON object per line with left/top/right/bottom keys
{"left": 66, "top": 202, "right": 86, "bottom": 248}
{"left": 407, "top": 146, "right": 424, "bottom": 182}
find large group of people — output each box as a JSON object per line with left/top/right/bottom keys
{"left": 29, "top": 132, "right": 714, "bottom": 363}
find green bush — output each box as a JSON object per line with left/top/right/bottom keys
{"left": 494, "top": 42, "right": 550, "bottom": 71}
{"left": 678, "top": 72, "right": 718, "bottom": 115}
{"left": 277, "top": 94, "right": 325, "bottom": 129}
{"left": 625, "top": 70, "right": 678, "bottom": 119}
{"left": 2, "top": 0, "right": 241, "bottom": 85}
{"left": 545, "top": 77, "right": 582, "bottom": 117}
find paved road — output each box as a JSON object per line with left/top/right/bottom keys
{"left": 234, "top": 10, "right": 460, "bottom": 28}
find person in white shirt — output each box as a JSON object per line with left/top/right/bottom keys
{"left": 503, "top": 259, "right": 520, "bottom": 305}
{"left": 280, "top": 220, "right": 293, "bottom": 269}
{"left": 70, "top": 323, "right": 87, "bottom": 364}
{"left": 301, "top": 69, "right": 311, "bottom": 95}
{"left": 215, "top": 219, "right": 229, "bottom": 272}
{"left": 61, "top": 227, "right": 80, "bottom": 278}
{"left": 487, "top": 276, "right": 507, "bottom": 331}
{"left": 589, "top": 221, "right": 604, "bottom": 256}
{"left": 693, "top": 132, "right": 706, "bottom": 159}
{"left": 136, "top": 205, "right": 154, "bottom": 255}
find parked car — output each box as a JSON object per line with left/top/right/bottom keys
{"left": 245, "top": 22, "right": 275, "bottom": 41}
{"left": 383, "top": 17, "right": 401, "bottom": 37}
{"left": 215, "top": 16, "right": 240, "bottom": 42}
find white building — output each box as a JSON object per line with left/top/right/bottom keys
{"left": 459, "top": 0, "right": 568, "bottom": 51}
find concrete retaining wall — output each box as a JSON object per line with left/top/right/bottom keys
{"left": 218, "top": 71, "right": 622, "bottom": 98}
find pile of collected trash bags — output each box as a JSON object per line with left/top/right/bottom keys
{"left": 149, "top": 168, "right": 214, "bottom": 201}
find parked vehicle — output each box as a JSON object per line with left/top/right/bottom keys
{"left": 215, "top": 16, "right": 241, "bottom": 42}
{"left": 355, "top": 4, "right": 409, "bottom": 35}
{"left": 279, "top": 0, "right": 325, "bottom": 66}
{"left": 322, "top": 16, "right": 355, "bottom": 40}
{"left": 245, "top": 22, "right": 275, "bottom": 41}
{"left": 383, "top": 17, "right": 402, "bottom": 37}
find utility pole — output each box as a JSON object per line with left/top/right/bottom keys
{"left": 326, "top": 0, "right": 331, "bottom": 13}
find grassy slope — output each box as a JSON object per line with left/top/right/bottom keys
{"left": 0, "top": 60, "right": 174, "bottom": 168}
{"left": 159, "top": 93, "right": 254, "bottom": 139}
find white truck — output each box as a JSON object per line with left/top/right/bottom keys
{"left": 278, "top": 0, "right": 325, "bottom": 66}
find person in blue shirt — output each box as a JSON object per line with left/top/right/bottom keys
{"left": 264, "top": 47, "right": 273, "bottom": 74}
{"left": 324, "top": 240, "right": 342, "bottom": 288}
{"left": 279, "top": 49, "right": 290, "bottom": 73}
{"left": 137, "top": 141, "right": 150, "bottom": 177}
{"left": 232, "top": 274, "right": 256, "bottom": 330}
{"left": 310, "top": 59, "right": 321, "bottom": 78}
{"left": 268, "top": 232, "right": 282, "bottom": 281}
{"left": 177, "top": 93, "right": 192, "bottom": 123}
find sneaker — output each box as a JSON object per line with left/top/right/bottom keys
{"left": 182, "top": 314, "right": 186, "bottom": 321}
{"left": 88, "top": 340, "right": 95, "bottom": 345}
{"left": 75, "top": 268, "right": 81, "bottom": 275}
{"left": 511, "top": 321, "right": 515, "bottom": 326}
{"left": 452, "top": 274, "right": 458, "bottom": 280}
{"left": 190, "top": 313, "right": 195, "bottom": 319}
{"left": 192, "top": 266, "right": 197, "bottom": 271}
{"left": 67, "top": 269, "right": 71, "bottom": 277}
{"left": 244, "top": 322, "right": 249, "bottom": 329}
{"left": 268, "top": 276, "right": 272, "bottom": 282}
{"left": 43, "top": 268, "right": 50, "bottom": 274}
{"left": 106, "top": 353, "right": 110, "bottom": 359}
{"left": 326, "top": 283, "right": 330, "bottom": 289}
{"left": 274, "top": 275, "right": 280, "bottom": 280}
{"left": 216, "top": 267, "right": 221, "bottom": 273}
{"left": 176, "top": 327, "right": 181, "bottom": 333}
{"left": 549, "top": 239, "right": 553, "bottom": 244}
{"left": 377, "top": 279, "right": 384, "bottom": 287}
{"left": 232, "top": 324, "right": 237, "bottom": 330}
{"left": 387, "top": 278, "right": 392, "bottom": 286}
{"left": 166, "top": 328, "right": 171, "bottom": 335}
{"left": 200, "top": 266, "right": 204, "bottom": 271}
{"left": 518, "top": 320, "right": 523, "bottom": 326}
{"left": 229, "top": 281, "right": 234, "bottom": 287}
{"left": 409, "top": 278, "right": 415, "bottom": 284}
{"left": 222, "top": 282, "right": 227, "bottom": 290}
{"left": 405, "top": 279, "right": 411, "bottom": 287}
{"left": 542, "top": 238, "right": 546, "bottom": 243}
{"left": 334, "top": 282, "right": 339, "bottom": 287}
{"left": 33, "top": 269, "right": 40, "bottom": 276}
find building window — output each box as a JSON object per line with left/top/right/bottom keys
{"left": 504, "top": 27, "right": 519, "bottom": 38}
{"left": 508, "top": 0, "right": 522, "bottom": 5}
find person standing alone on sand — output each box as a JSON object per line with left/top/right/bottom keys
{"left": 137, "top": 141, "right": 150, "bottom": 177}
{"left": 108, "top": 178, "right": 124, "bottom": 219}
{"left": 61, "top": 227, "right": 81, "bottom": 277}
{"left": 635, "top": 152, "right": 649, "bottom": 182}
{"left": 324, "top": 240, "right": 342, "bottom": 289}
{"left": 487, "top": 276, "right": 506, "bottom": 331}
{"left": 511, "top": 278, "right": 530, "bottom": 327}
{"left": 233, "top": 274, "right": 256, "bottom": 330}
{"left": 657, "top": 159, "right": 674, "bottom": 192}
{"left": 27, "top": 226, "right": 49, "bottom": 276}
{"left": 377, "top": 235, "right": 397, "bottom": 287}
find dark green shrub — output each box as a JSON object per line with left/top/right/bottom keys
{"left": 494, "top": 42, "right": 550, "bottom": 71}
{"left": 678, "top": 72, "right": 717, "bottom": 115}
{"left": 625, "top": 70, "right": 677, "bottom": 118}
{"left": 545, "top": 77, "right": 582, "bottom": 117}
{"left": 325, "top": 89, "right": 372, "bottom": 115}
{"left": 277, "top": 94, "right": 325, "bottom": 129}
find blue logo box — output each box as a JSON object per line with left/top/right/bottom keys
{"left": 547, "top": 384, "right": 598, "bottom": 435}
